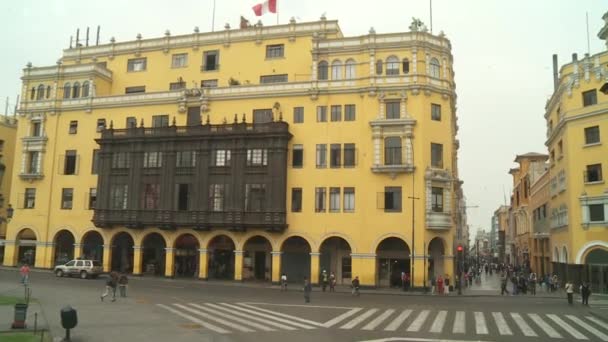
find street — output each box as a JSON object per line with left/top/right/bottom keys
{"left": 1, "top": 269, "right": 607, "bottom": 342}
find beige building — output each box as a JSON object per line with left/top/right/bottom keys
{"left": 0, "top": 115, "right": 18, "bottom": 262}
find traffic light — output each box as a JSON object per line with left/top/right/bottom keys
{"left": 457, "top": 245, "right": 463, "bottom": 252}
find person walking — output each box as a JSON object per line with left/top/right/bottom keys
{"left": 19, "top": 264, "right": 30, "bottom": 285}
{"left": 580, "top": 282, "right": 591, "bottom": 306}
{"left": 321, "top": 270, "right": 328, "bottom": 292}
{"left": 437, "top": 275, "right": 444, "bottom": 295}
{"left": 351, "top": 276, "right": 360, "bottom": 297}
{"left": 565, "top": 280, "right": 574, "bottom": 305}
{"left": 500, "top": 272, "right": 509, "bottom": 295}
{"left": 101, "top": 272, "right": 118, "bottom": 302}
{"left": 401, "top": 272, "right": 407, "bottom": 292}
{"left": 118, "top": 273, "right": 129, "bottom": 298}
{"left": 529, "top": 271, "right": 537, "bottom": 295}
{"left": 280, "top": 273, "right": 288, "bottom": 291}
{"left": 329, "top": 272, "right": 336, "bottom": 292}
{"left": 303, "top": 277, "right": 311, "bottom": 303}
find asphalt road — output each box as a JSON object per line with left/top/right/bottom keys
{"left": 1, "top": 269, "right": 606, "bottom": 342}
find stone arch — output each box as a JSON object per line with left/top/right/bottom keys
{"left": 279, "top": 233, "right": 316, "bottom": 252}
{"left": 281, "top": 235, "right": 312, "bottom": 283}
{"left": 203, "top": 231, "right": 238, "bottom": 250}
{"left": 561, "top": 245, "right": 568, "bottom": 263}
{"left": 141, "top": 232, "right": 167, "bottom": 276}
{"left": 375, "top": 236, "right": 411, "bottom": 287}
{"left": 207, "top": 234, "right": 235, "bottom": 280}
{"left": 15, "top": 228, "right": 38, "bottom": 266}
{"left": 242, "top": 235, "right": 273, "bottom": 281}
{"left": 576, "top": 241, "right": 608, "bottom": 264}
{"left": 318, "top": 232, "right": 357, "bottom": 253}
{"left": 174, "top": 233, "right": 200, "bottom": 277}
{"left": 52, "top": 229, "right": 76, "bottom": 265}
{"left": 371, "top": 233, "right": 411, "bottom": 253}
{"left": 319, "top": 236, "right": 353, "bottom": 284}
{"left": 236, "top": 231, "right": 278, "bottom": 251}
{"left": 110, "top": 231, "right": 135, "bottom": 272}
{"left": 427, "top": 237, "right": 446, "bottom": 279}
{"left": 81, "top": 230, "right": 104, "bottom": 262}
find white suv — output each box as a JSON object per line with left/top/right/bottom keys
{"left": 54, "top": 259, "right": 103, "bottom": 279}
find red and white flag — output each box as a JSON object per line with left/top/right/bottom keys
{"left": 252, "top": 0, "right": 277, "bottom": 16}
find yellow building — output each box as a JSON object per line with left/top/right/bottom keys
{"left": 0, "top": 115, "right": 18, "bottom": 262}
{"left": 3, "top": 17, "right": 460, "bottom": 287}
{"left": 529, "top": 166, "right": 550, "bottom": 276}
{"left": 492, "top": 205, "right": 509, "bottom": 264}
{"left": 544, "top": 12, "right": 608, "bottom": 293}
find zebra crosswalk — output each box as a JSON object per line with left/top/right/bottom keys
{"left": 157, "top": 301, "right": 608, "bottom": 340}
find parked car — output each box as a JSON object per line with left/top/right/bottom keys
{"left": 54, "top": 259, "right": 103, "bottom": 279}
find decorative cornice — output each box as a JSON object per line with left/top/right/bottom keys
{"left": 350, "top": 253, "right": 376, "bottom": 259}
{"left": 270, "top": 251, "right": 283, "bottom": 256}
{"left": 546, "top": 107, "right": 608, "bottom": 146}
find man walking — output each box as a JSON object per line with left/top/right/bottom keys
{"left": 280, "top": 273, "right": 287, "bottom": 291}
{"left": 321, "top": 270, "right": 328, "bottom": 292}
{"left": 565, "top": 280, "right": 574, "bottom": 305}
{"left": 329, "top": 272, "right": 336, "bottom": 292}
{"left": 118, "top": 273, "right": 129, "bottom": 297}
{"left": 351, "top": 276, "right": 360, "bottom": 297}
{"left": 500, "top": 272, "right": 509, "bottom": 295}
{"left": 101, "top": 272, "right": 118, "bottom": 302}
{"left": 580, "top": 282, "right": 591, "bottom": 306}
{"left": 529, "top": 271, "right": 537, "bottom": 295}
{"left": 303, "top": 277, "right": 312, "bottom": 303}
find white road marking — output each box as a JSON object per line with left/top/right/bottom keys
{"left": 429, "top": 310, "right": 447, "bottom": 333}
{"left": 384, "top": 309, "right": 412, "bottom": 331}
{"left": 406, "top": 310, "right": 430, "bottom": 332}
{"left": 237, "top": 302, "right": 324, "bottom": 327}
{"left": 587, "top": 316, "right": 608, "bottom": 330}
{"left": 323, "top": 308, "right": 363, "bottom": 328}
{"left": 219, "top": 303, "right": 316, "bottom": 329}
{"left": 492, "top": 312, "right": 512, "bottom": 335}
{"left": 156, "top": 304, "right": 230, "bottom": 334}
{"left": 547, "top": 314, "right": 588, "bottom": 340}
{"left": 362, "top": 309, "right": 395, "bottom": 330}
{"left": 356, "top": 338, "right": 493, "bottom": 342}
{"left": 474, "top": 312, "right": 488, "bottom": 335}
{"left": 528, "top": 313, "right": 562, "bottom": 338}
{"left": 188, "top": 303, "right": 275, "bottom": 332}
{"left": 173, "top": 304, "right": 254, "bottom": 332}
{"left": 244, "top": 302, "right": 354, "bottom": 309}
{"left": 510, "top": 312, "right": 537, "bottom": 337}
{"left": 205, "top": 303, "right": 298, "bottom": 330}
{"left": 452, "top": 311, "right": 465, "bottom": 334}
{"left": 340, "top": 308, "right": 379, "bottom": 329}
{"left": 567, "top": 315, "right": 608, "bottom": 341}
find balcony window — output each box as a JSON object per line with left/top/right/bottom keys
{"left": 345, "top": 59, "right": 356, "bottom": 79}
{"left": 584, "top": 126, "right": 600, "bottom": 145}
{"left": 384, "top": 137, "right": 402, "bottom": 165}
{"left": 31, "top": 122, "right": 42, "bottom": 137}
{"left": 212, "top": 149, "right": 231, "bottom": 167}
{"left": 384, "top": 186, "right": 402, "bottom": 212}
{"left": 265, "top": 44, "right": 284, "bottom": 58}
{"left": 431, "top": 143, "right": 444, "bottom": 168}
{"left": 24, "top": 188, "right": 36, "bottom": 209}
{"left": 582, "top": 89, "right": 597, "bottom": 107}
{"left": 315, "top": 187, "right": 326, "bottom": 212}
{"left": 110, "top": 184, "right": 128, "bottom": 209}
{"left": 27, "top": 151, "right": 40, "bottom": 174}
{"left": 330, "top": 144, "right": 341, "bottom": 168}
{"left": 429, "top": 58, "right": 440, "bottom": 78}
{"left": 152, "top": 115, "right": 169, "bottom": 128}
{"left": 125, "top": 86, "right": 145, "bottom": 94}
{"left": 432, "top": 187, "right": 444, "bottom": 212}
{"left": 253, "top": 109, "right": 273, "bottom": 123}
{"left": 63, "top": 83, "right": 71, "bottom": 99}
{"left": 111, "top": 152, "right": 131, "bottom": 169}
{"left": 316, "top": 144, "right": 327, "bottom": 168}
{"left": 331, "top": 60, "right": 343, "bottom": 80}
{"left": 247, "top": 149, "right": 268, "bottom": 166}
{"left": 143, "top": 152, "right": 163, "bottom": 168}
{"left": 176, "top": 184, "right": 190, "bottom": 211}
{"left": 172, "top": 53, "right": 188, "bottom": 68}
{"left": 61, "top": 188, "right": 73, "bottom": 210}
{"left": 201, "top": 79, "right": 218, "bottom": 88}
{"left": 291, "top": 188, "right": 302, "bottom": 212}
{"left": 203, "top": 50, "right": 219, "bottom": 71}
{"left": 209, "top": 184, "right": 227, "bottom": 211}
{"left": 344, "top": 187, "right": 355, "bottom": 212}
{"left": 72, "top": 82, "right": 81, "bottom": 98}
{"left": 169, "top": 81, "right": 186, "bottom": 90}
{"left": 386, "top": 56, "right": 399, "bottom": 75}
{"left": 329, "top": 187, "right": 340, "bottom": 212}
{"left": 88, "top": 188, "right": 97, "bottom": 210}
{"left": 36, "top": 84, "right": 45, "bottom": 100}
{"left": 126, "top": 117, "right": 137, "bottom": 129}
{"left": 260, "top": 74, "right": 288, "bottom": 84}
{"left": 293, "top": 107, "right": 304, "bottom": 123}
{"left": 318, "top": 61, "right": 328, "bottom": 80}
{"left": 292, "top": 144, "right": 303, "bottom": 168}
{"left": 245, "top": 184, "right": 266, "bottom": 211}
{"left": 127, "top": 58, "right": 147, "bottom": 72}
{"left": 82, "top": 81, "right": 90, "bottom": 97}
{"left": 385, "top": 101, "right": 400, "bottom": 119}
{"left": 585, "top": 164, "right": 603, "bottom": 183}
{"left": 176, "top": 151, "right": 196, "bottom": 167}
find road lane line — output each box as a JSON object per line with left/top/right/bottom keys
{"left": 429, "top": 310, "right": 447, "bottom": 333}
{"left": 547, "top": 314, "right": 588, "bottom": 340}
{"left": 243, "top": 302, "right": 354, "bottom": 309}
{"left": 384, "top": 309, "right": 412, "bottom": 331}
{"left": 340, "top": 308, "right": 378, "bottom": 329}
{"left": 492, "top": 312, "right": 512, "bottom": 335}
{"left": 474, "top": 312, "right": 488, "bottom": 335}
{"left": 406, "top": 310, "right": 430, "bottom": 332}
{"left": 188, "top": 303, "right": 275, "bottom": 332}
{"left": 237, "top": 303, "right": 325, "bottom": 327}
{"left": 323, "top": 308, "right": 363, "bottom": 328}
{"left": 528, "top": 313, "right": 562, "bottom": 338}
{"left": 587, "top": 316, "right": 608, "bottom": 330}
{"left": 510, "top": 313, "right": 537, "bottom": 337}
{"left": 156, "top": 304, "right": 230, "bottom": 334}
{"left": 219, "top": 303, "right": 316, "bottom": 329}
{"left": 452, "top": 311, "right": 465, "bottom": 334}
{"left": 567, "top": 315, "right": 608, "bottom": 341}
{"left": 362, "top": 309, "right": 395, "bottom": 331}
{"left": 205, "top": 303, "right": 297, "bottom": 331}
{"left": 173, "top": 304, "right": 254, "bottom": 332}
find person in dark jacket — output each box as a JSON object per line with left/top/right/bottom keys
{"left": 351, "top": 276, "right": 360, "bottom": 296}
{"left": 118, "top": 274, "right": 129, "bottom": 297}
{"left": 101, "top": 272, "right": 118, "bottom": 302}
{"left": 580, "top": 282, "right": 591, "bottom": 306}
{"left": 303, "top": 277, "right": 312, "bottom": 303}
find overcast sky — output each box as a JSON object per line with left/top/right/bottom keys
{"left": 0, "top": 1, "right": 605, "bottom": 237}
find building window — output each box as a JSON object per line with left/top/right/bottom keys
{"left": 61, "top": 188, "right": 73, "bottom": 209}
{"left": 176, "top": 151, "right": 196, "bottom": 167}
{"left": 432, "top": 187, "right": 444, "bottom": 212}
{"left": 127, "top": 58, "right": 147, "bottom": 72}
{"left": 125, "top": 86, "right": 146, "bottom": 94}
{"left": 431, "top": 104, "right": 441, "bottom": 121}
{"left": 402, "top": 58, "right": 410, "bottom": 74}
{"left": 36, "top": 84, "right": 45, "bottom": 100}
{"left": 88, "top": 188, "right": 97, "bottom": 209}
{"left": 585, "top": 164, "right": 603, "bottom": 183}
{"left": 344, "top": 187, "right": 355, "bottom": 212}
{"left": 376, "top": 60, "right": 383, "bottom": 75}
{"left": 344, "top": 143, "right": 356, "bottom": 167}
{"left": 24, "top": 188, "right": 36, "bottom": 209}
{"left": 385, "top": 101, "right": 400, "bottom": 119}
{"left": 247, "top": 149, "right": 268, "bottom": 166}
{"left": 558, "top": 140, "right": 563, "bottom": 157}
{"left": 431, "top": 143, "right": 444, "bottom": 168}
{"left": 72, "top": 82, "right": 81, "bottom": 98}
{"left": 143, "top": 152, "right": 163, "bottom": 168}
{"left": 260, "top": 74, "right": 288, "bottom": 84}
{"left": 316, "top": 144, "right": 327, "bottom": 168}
{"left": 63, "top": 83, "right": 71, "bottom": 99}
{"left": 429, "top": 58, "right": 440, "bottom": 78}
{"left": 585, "top": 126, "right": 600, "bottom": 145}
{"left": 29, "top": 87, "right": 35, "bottom": 100}
{"left": 63, "top": 150, "right": 78, "bottom": 175}
{"left": 209, "top": 184, "right": 227, "bottom": 211}
{"left": 292, "top": 144, "right": 303, "bottom": 168}
{"left": 91, "top": 149, "right": 99, "bottom": 174}
{"left": 291, "top": 188, "right": 302, "bottom": 212}
{"left": 169, "top": 81, "right": 186, "bottom": 90}
{"left": 111, "top": 152, "right": 130, "bottom": 169}
{"left": 27, "top": 151, "right": 39, "bottom": 174}
{"left": 318, "top": 61, "right": 328, "bottom": 80}
{"left": 176, "top": 184, "right": 190, "bottom": 211}
{"left": 172, "top": 53, "right": 188, "bottom": 68}
{"left": 589, "top": 204, "right": 605, "bottom": 222}
{"left": 330, "top": 105, "right": 342, "bottom": 121}
{"left": 126, "top": 117, "right": 137, "bottom": 128}
{"left": 110, "top": 184, "right": 128, "bottom": 209}
{"left": 201, "top": 79, "right": 218, "bottom": 88}
{"left": 46, "top": 85, "right": 51, "bottom": 99}
{"left": 330, "top": 144, "right": 341, "bottom": 168}
{"left": 203, "top": 50, "right": 219, "bottom": 71}
{"left": 212, "top": 149, "right": 231, "bottom": 166}
{"left": 266, "top": 44, "right": 284, "bottom": 58}
{"left": 582, "top": 89, "right": 597, "bottom": 107}
{"left": 82, "top": 81, "right": 90, "bottom": 97}
{"left": 345, "top": 59, "right": 356, "bottom": 79}
{"left": 386, "top": 56, "right": 399, "bottom": 75}
{"left": 384, "top": 137, "right": 402, "bottom": 165}
{"left": 331, "top": 60, "right": 343, "bottom": 80}
{"left": 96, "top": 119, "right": 106, "bottom": 132}
{"left": 329, "top": 187, "right": 340, "bottom": 212}
{"left": 245, "top": 184, "right": 266, "bottom": 211}
{"left": 316, "top": 106, "right": 327, "bottom": 122}
{"left": 345, "top": 104, "right": 356, "bottom": 121}
{"left": 384, "top": 187, "right": 402, "bottom": 212}
{"left": 31, "top": 122, "right": 42, "bottom": 137}
{"left": 293, "top": 107, "right": 304, "bottom": 123}
{"left": 69, "top": 120, "right": 78, "bottom": 134}
{"left": 151, "top": 115, "right": 169, "bottom": 128}
{"left": 252, "top": 109, "right": 273, "bottom": 123}
{"left": 315, "top": 187, "right": 326, "bottom": 212}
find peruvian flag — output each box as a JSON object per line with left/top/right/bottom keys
{"left": 252, "top": 0, "right": 277, "bottom": 16}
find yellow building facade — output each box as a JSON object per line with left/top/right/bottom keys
{"left": 529, "top": 167, "right": 550, "bottom": 276}
{"left": 3, "top": 18, "right": 460, "bottom": 287}
{"left": 0, "top": 115, "right": 18, "bottom": 262}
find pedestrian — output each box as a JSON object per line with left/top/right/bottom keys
{"left": 351, "top": 276, "right": 360, "bottom": 297}
{"left": 404, "top": 273, "right": 410, "bottom": 291}
{"left": 101, "top": 272, "right": 118, "bottom": 302}
{"left": 548, "top": 274, "right": 554, "bottom": 292}
{"left": 437, "top": 275, "right": 444, "bottom": 295}
{"left": 118, "top": 273, "right": 129, "bottom": 297}
{"left": 565, "top": 280, "right": 574, "bottom": 305}
{"left": 580, "top": 282, "right": 591, "bottom": 306}
{"left": 19, "top": 263, "right": 30, "bottom": 285}
{"left": 552, "top": 274, "right": 559, "bottom": 292}
{"left": 528, "top": 271, "right": 537, "bottom": 295}
{"left": 321, "top": 270, "right": 328, "bottom": 292}
{"left": 430, "top": 275, "right": 436, "bottom": 294}
{"left": 500, "top": 272, "right": 509, "bottom": 295}
{"left": 511, "top": 274, "right": 518, "bottom": 295}
{"left": 401, "top": 272, "right": 407, "bottom": 292}
{"left": 329, "top": 272, "right": 336, "bottom": 292}
{"left": 280, "top": 273, "right": 288, "bottom": 291}
{"left": 303, "top": 277, "right": 312, "bottom": 303}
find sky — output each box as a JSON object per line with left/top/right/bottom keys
{"left": 0, "top": 0, "right": 605, "bottom": 237}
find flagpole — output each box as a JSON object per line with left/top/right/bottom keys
{"left": 211, "top": 0, "right": 216, "bottom": 32}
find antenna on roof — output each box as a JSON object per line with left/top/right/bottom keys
{"left": 96, "top": 26, "right": 100, "bottom": 46}
{"left": 86, "top": 27, "right": 90, "bottom": 47}
{"left": 76, "top": 28, "right": 80, "bottom": 47}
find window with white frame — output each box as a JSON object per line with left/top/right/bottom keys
{"left": 127, "top": 58, "right": 147, "bottom": 72}
{"left": 331, "top": 60, "right": 343, "bottom": 80}
{"left": 247, "top": 149, "right": 267, "bottom": 166}
{"left": 172, "top": 53, "right": 188, "bottom": 68}
{"left": 344, "top": 187, "right": 355, "bottom": 212}
{"left": 143, "top": 152, "right": 163, "bottom": 168}
{"left": 110, "top": 184, "right": 128, "bottom": 209}
{"left": 329, "top": 187, "right": 340, "bottom": 212}
{"left": 212, "top": 149, "right": 231, "bottom": 166}
{"left": 345, "top": 59, "right": 356, "bottom": 79}
{"left": 318, "top": 61, "right": 328, "bottom": 80}
{"left": 386, "top": 56, "right": 399, "bottom": 75}
{"left": 429, "top": 58, "right": 440, "bottom": 78}
{"left": 209, "top": 184, "right": 227, "bottom": 211}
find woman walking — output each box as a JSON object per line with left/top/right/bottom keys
{"left": 565, "top": 280, "right": 574, "bottom": 305}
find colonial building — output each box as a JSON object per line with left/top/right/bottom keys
{"left": 2, "top": 17, "right": 461, "bottom": 287}
{"left": 0, "top": 115, "right": 18, "bottom": 262}
{"left": 529, "top": 165, "right": 550, "bottom": 276}
{"left": 492, "top": 205, "right": 509, "bottom": 264}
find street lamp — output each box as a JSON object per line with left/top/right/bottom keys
{"left": 457, "top": 245, "right": 463, "bottom": 295}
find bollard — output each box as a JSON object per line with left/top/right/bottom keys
{"left": 34, "top": 312, "right": 38, "bottom": 334}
